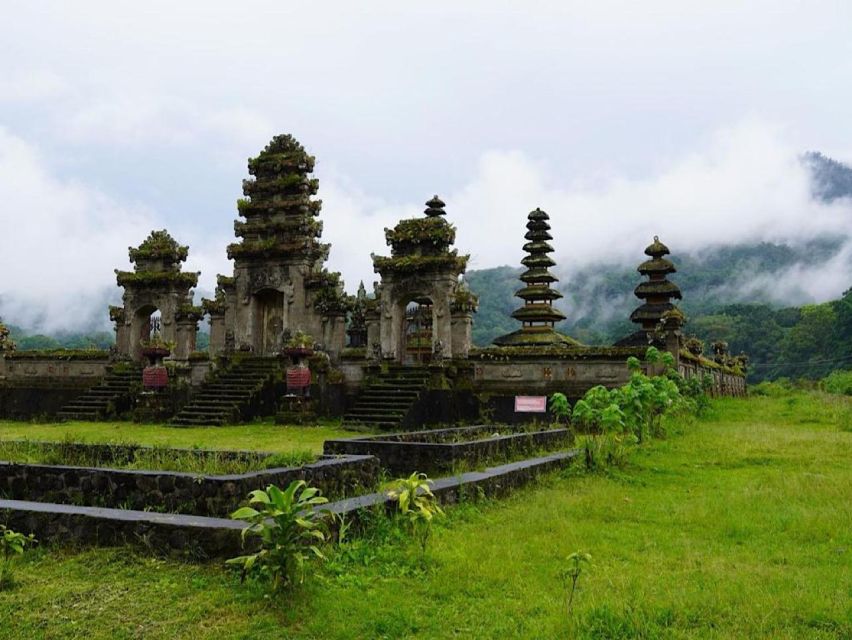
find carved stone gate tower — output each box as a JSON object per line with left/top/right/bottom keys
{"left": 206, "top": 135, "right": 350, "bottom": 358}
{"left": 371, "top": 196, "right": 477, "bottom": 363}
{"left": 111, "top": 230, "right": 202, "bottom": 361}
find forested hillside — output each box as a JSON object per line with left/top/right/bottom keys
{"left": 464, "top": 243, "right": 852, "bottom": 381}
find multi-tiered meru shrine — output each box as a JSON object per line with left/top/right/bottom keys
{"left": 0, "top": 133, "right": 746, "bottom": 425}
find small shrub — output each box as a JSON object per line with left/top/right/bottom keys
{"left": 227, "top": 480, "right": 329, "bottom": 590}
{"left": 821, "top": 370, "right": 852, "bottom": 396}
{"left": 388, "top": 472, "right": 444, "bottom": 555}
{"left": 0, "top": 525, "right": 36, "bottom": 590}
{"left": 560, "top": 551, "right": 591, "bottom": 621}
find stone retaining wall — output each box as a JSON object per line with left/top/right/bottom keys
{"left": 324, "top": 425, "right": 572, "bottom": 474}
{"left": 1, "top": 450, "right": 577, "bottom": 558}
{"left": 0, "top": 454, "right": 378, "bottom": 517}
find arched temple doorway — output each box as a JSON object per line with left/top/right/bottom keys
{"left": 132, "top": 305, "right": 162, "bottom": 360}
{"left": 403, "top": 298, "right": 433, "bottom": 365}
{"left": 254, "top": 288, "right": 285, "bottom": 355}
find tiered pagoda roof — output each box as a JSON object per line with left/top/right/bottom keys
{"left": 372, "top": 195, "right": 469, "bottom": 276}
{"left": 115, "top": 230, "right": 199, "bottom": 289}
{"left": 493, "top": 208, "right": 579, "bottom": 347}
{"left": 629, "top": 236, "right": 682, "bottom": 331}
{"left": 227, "top": 134, "right": 328, "bottom": 266}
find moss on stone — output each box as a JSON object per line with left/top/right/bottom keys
{"left": 115, "top": 270, "right": 199, "bottom": 288}
{"left": 372, "top": 253, "right": 469, "bottom": 275}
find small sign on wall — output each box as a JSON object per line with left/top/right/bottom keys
{"left": 515, "top": 395, "right": 547, "bottom": 413}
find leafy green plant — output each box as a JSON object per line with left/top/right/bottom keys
{"left": 549, "top": 392, "right": 571, "bottom": 426}
{"left": 560, "top": 551, "right": 591, "bottom": 621}
{"left": 286, "top": 330, "right": 315, "bottom": 349}
{"left": 821, "top": 370, "right": 852, "bottom": 396}
{"left": 572, "top": 386, "right": 632, "bottom": 469}
{"left": 0, "top": 525, "right": 36, "bottom": 590}
{"left": 388, "top": 472, "right": 444, "bottom": 555}
{"left": 227, "top": 481, "right": 329, "bottom": 590}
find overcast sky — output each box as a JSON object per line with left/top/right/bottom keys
{"left": 2, "top": 1, "right": 852, "bottom": 331}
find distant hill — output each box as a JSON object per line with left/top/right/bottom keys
{"left": 803, "top": 151, "right": 852, "bottom": 202}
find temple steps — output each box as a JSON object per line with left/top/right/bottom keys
{"left": 170, "top": 357, "right": 282, "bottom": 426}
{"left": 343, "top": 367, "right": 431, "bottom": 430}
{"left": 57, "top": 365, "right": 142, "bottom": 422}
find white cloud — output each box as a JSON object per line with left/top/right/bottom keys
{"left": 0, "top": 70, "right": 69, "bottom": 103}
{"left": 2, "top": 119, "right": 851, "bottom": 334}
{"left": 0, "top": 128, "right": 159, "bottom": 331}
{"left": 63, "top": 96, "right": 272, "bottom": 150}
{"left": 321, "top": 120, "right": 852, "bottom": 303}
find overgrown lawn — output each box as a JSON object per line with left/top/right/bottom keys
{"left": 1, "top": 392, "right": 850, "bottom": 639}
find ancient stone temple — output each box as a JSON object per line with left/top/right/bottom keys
{"left": 0, "top": 132, "right": 749, "bottom": 425}
{"left": 111, "top": 230, "right": 202, "bottom": 361}
{"left": 617, "top": 235, "right": 683, "bottom": 346}
{"left": 493, "top": 208, "right": 579, "bottom": 347}
{"left": 371, "top": 196, "right": 477, "bottom": 363}
{"left": 207, "top": 135, "right": 350, "bottom": 357}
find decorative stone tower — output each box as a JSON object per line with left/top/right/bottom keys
{"left": 372, "top": 196, "right": 476, "bottom": 362}
{"left": 111, "top": 230, "right": 202, "bottom": 361}
{"left": 617, "top": 236, "right": 683, "bottom": 346}
{"left": 493, "top": 208, "right": 578, "bottom": 347}
{"left": 209, "top": 134, "right": 350, "bottom": 357}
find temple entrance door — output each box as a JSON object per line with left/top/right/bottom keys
{"left": 255, "top": 289, "right": 285, "bottom": 355}
{"left": 132, "top": 305, "right": 161, "bottom": 361}
{"left": 403, "top": 298, "right": 433, "bottom": 365}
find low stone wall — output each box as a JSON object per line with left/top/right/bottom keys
{"left": 0, "top": 453, "right": 379, "bottom": 517}
{"left": 1, "top": 499, "right": 246, "bottom": 559}
{"left": 324, "top": 425, "right": 572, "bottom": 474}
{"left": 0, "top": 381, "right": 96, "bottom": 420}
{"left": 472, "top": 358, "right": 634, "bottom": 399}
{"left": 0, "top": 354, "right": 111, "bottom": 380}
{"left": 0, "top": 450, "right": 577, "bottom": 559}
{"left": 0, "top": 354, "right": 110, "bottom": 419}
{"left": 324, "top": 450, "right": 578, "bottom": 522}
{"left": 679, "top": 360, "right": 747, "bottom": 397}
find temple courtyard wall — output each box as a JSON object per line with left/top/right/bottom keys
{"left": 0, "top": 348, "right": 745, "bottom": 421}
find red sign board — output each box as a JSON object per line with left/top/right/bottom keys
{"left": 514, "top": 396, "right": 547, "bottom": 413}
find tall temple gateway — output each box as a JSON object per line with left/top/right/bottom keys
{"left": 493, "top": 208, "right": 579, "bottom": 347}
{"left": 207, "top": 135, "right": 349, "bottom": 357}
{"left": 370, "top": 196, "right": 477, "bottom": 362}
{"left": 111, "top": 230, "right": 202, "bottom": 361}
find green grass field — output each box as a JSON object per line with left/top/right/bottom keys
{"left": 1, "top": 392, "right": 850, "bottom": 639}
{"left": 0, "top": 420, "right": 358, "bottom": 454}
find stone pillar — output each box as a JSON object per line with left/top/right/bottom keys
{"left": 380, "top": 290, "right": 398, "bottom": 361}
{"left": 450, "top": 310, "right": 474, "bottom": 359}
{"left": 323, "top": 314, "right": 347, "bottom": 360}
{"left": 207, "top": 311, "right": 225, "bottom": 359}
{"left": 365, "top": 308, "right": 380, "bottom": 361}
{"left": 110, "top": 306, "right": 131, "bottom": 358}
{"left": 432, "top": 285, "right": 453, "bottom": 360}
{"left": 174, "top": 317, "right": 198, "bottom": 361}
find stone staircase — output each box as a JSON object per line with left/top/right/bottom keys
{"left": 170, "top": 357, "right": 282, "bottom": 426}
{"left": 57, "top": 364, "right": 142, "bottom": 422}
{"left": 343, "top": 366, "right": 431, "bottom": 430}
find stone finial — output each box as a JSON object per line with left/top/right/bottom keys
{"left": 424, "top": 195, "right": 446, "bottom": 217}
